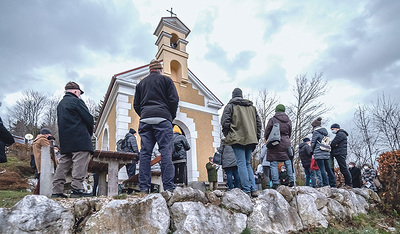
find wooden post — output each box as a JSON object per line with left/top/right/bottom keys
{"left": 108, "top": 161, "right": 119, "bottom": 196}
{"left": 97, "top": 172, "right": 107, "bottom": 196}
{"left": 40, "top": 146, "right": 54, "bottom": 197}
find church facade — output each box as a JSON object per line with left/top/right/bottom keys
{"left": 94, "top": 17, "right": 223, "bottom": 182}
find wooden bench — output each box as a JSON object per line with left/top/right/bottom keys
{"left": 88, "top": 150, "right": 138, "bottom": 196}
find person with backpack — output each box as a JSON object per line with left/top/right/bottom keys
{"left": 172, "top": 125, "right": 190, "bottom": 185}
{"left": 330, "top": 123, "right": 352, "bottom": 189}
{"left": 118, "top": 128, "right": 139, "bottom": 178}
{"left": 264, "top": 104, "right": 294, "bottom": 189}
{"left": 311, "top": 117, "right": 336, "bottom": 187}
{"left": 299, "top": 137, "right": 312, "bottom": 187}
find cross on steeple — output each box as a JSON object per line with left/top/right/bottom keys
{"left": 166, "top": 7, "right": 177, "bottom": 17}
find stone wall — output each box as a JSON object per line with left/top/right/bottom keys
{"left": 0, "top": 186, "right": 380, "bottom": 234}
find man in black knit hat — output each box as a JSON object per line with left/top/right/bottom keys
{"left": 330, "top": 123, "right": 352, "bottom": 188}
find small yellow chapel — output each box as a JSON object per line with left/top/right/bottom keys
{"left": 94, "top": 17, "right": 223, "bottom": 183}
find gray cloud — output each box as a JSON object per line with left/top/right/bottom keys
{"left": 316, "top": 1, "right": 400, "bottom": 91}
{"left": 239, "top": 61, "right": 288, "bottom": 91}
{"left": 0, "top": 0, "right": 154, "bottom": 107}
{"left": 204, "top": 43, "right": 256, "bottom": 77}
{"left": 192, "top": 7, "right": 218, "bottom": 36}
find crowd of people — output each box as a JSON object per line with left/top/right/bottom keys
{"left": 0, "top": 58, "right": 380, "bottom": 199}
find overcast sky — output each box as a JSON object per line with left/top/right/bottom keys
{"left": 1, "top": 0, "right": 399, "bottom": 132}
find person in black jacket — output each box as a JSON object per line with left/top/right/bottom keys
{"left": 52, "top": 81, "right": 93, "bottom": 198}
{"left": 134, "top": 59, "right": 179, "bottom": 193}
{"left": 299, "top": 138, "right": 312, "bottom": 187}
{"left": 349, "top": 162, "right": 361, "bottom": 188}
{"left": 330, "top": 123, "right": 352, "bottom": 188}
{"left": 0, "top": 116, "right": 15, "bottom": 163}
{"left": 172, "top": 125, "right": 190, "bottom": 185}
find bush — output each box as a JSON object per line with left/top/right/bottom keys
{"left": 377, "top": 150, "right": 400, "bottom": 213}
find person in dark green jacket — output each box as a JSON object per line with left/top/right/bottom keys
{"left": 206, "top": 157, "right": 219, "bottom": 191}
{"left": 221, "top": 88, "right": 262, "bottom": 197}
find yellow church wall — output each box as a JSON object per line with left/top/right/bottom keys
{"left": 97, "top": 129, "right": 103, "bottom": 150}
{"left": 107, "top": 101, "right": 117, "bottom": 151}
{"left": 127, "top": 96, "right": 141, "bottom": 150}
{"left": 180, "top": 107, "right": 214, "bottom": 182}
{"left": 174, "top": 82, "right": 205, "bottom": 107}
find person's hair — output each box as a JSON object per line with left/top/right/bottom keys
{"left": 150, "top": 68, "right": 162, "bottom": 74}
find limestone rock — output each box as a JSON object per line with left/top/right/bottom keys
{"left": 326, "top": 198, "right": 347, "bottom": 221}
{"left": 316, "top": 186, "right": 333, "bottom": 198}
{"left": 296, "top": 186, "right": 328, "bottom": 210}
{"left": 247, "top": 189, "right": 303, "bottom": 233}
{"left": 0, "top": 195, "right": 74, "bottom": 234}
{"left": 220, "top": 188, "right": 253, "bottom": 215}
{"left": 368, "top": 189, "right": 381, "bottom": 203}
{"left": 331, "top": 189, "right": 367, "bottom": 215}
{"left": 170, "top": 201, "right": 247, "bottom": 234}
{"left": 277, "top": 186, "right": 294, "bottom": 203}
{"left": 205, "top": 191, "right": 221, "bottom": 206}
{"left": 213, "top": 189, "right": 224, "bottom": 197}
{"left": 352, "top": 188, "right": 370, "bottom": 200}
{"left": 294, "top": 194, "right": 328, "bottom": 228}
{"left": 168, "top": 186, "right": 208, "bottom": 206}
{"left": 83, "top": 194, "right": 170, "bottom": 234}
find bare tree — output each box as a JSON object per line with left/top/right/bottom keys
{"left": 287, "top": 73, "right": 331, "bottom": 173}
{"left": 348, "top": 106, "right": 380, "bottom": 168}
{"left": 41, "top": 95, "right": 61, "bottom": 142}
{"left": 8, "top": 90, "right": 48, "bottom": 136}
{"left": 371, "top": 94, "right": 400, "bottom": 151}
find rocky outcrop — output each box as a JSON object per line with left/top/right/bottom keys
{"left": 0, "top": 187, "right": 380, "bottom": 234}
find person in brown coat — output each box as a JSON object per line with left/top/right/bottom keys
{"left": 32, "top": 128, "right": 52, "bottom": 194}
{"left": 264, "top": 104, "right": 294, "bottom": 189}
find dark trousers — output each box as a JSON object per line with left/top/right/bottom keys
{"left": 263, "top": 166, "right": 271, "bottom": 188}
{"left": 332, "top": 154, "right": 352, "bottom": 186}
{"left": 225, "top": 166, "right": 241, "bottom": 190}
{"left": 174, "top": 162, "right": 186, "bottom": 184}
{"left": 138, "top": 121, "right": 175, "bottom": 191}
{"left": 304, "top": 167, "right": 311, "bottom": 186}
{"left": 126, "top": 160, "right": 137, "bottom": 178}
{"left": 92, "top": 173, "right": 99, "bottom": 196}
{"left": 316, "top": 159, "right": 336, "bottom": 187}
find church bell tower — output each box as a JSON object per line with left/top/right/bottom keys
{"left": 153, "top": 17, "right": 191, "bottom": 85}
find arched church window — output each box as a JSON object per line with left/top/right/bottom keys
{"left": 170, "top": 60, "right": 182, "bottom": 83}
{"left": 170, "top": 33, "right": 179, "bottom": 49}
{"left": 102, "top": 128, "right": 109, "bottom": 151}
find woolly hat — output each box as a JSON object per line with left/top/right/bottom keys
{"left": 311, "top": 117, "right": 322, "bottom": 128}
{"left": 209, "top": 157, "right": 213, "bottom": 161}
{"left": 129, "top": 128, "right": 136, "bottom": 134}
{"left": 232, "top": 88, "right": 243, "bottom": 98}
{"left": 40, "top": 128, "right": 51, "bottom": 135}
{"left": 330, "top": 123, "right": 340, "bottom": 129}
{"left": 275, "top": 104, "right": 285, "bottom": 112}
{"left": 149, "top": 59, "right": 162, "bottom": 70}
{"left": 173, "top": 125, "right": 182, "bottom": 134}
{"left": 302, "top": 137, "right": 310, "bottom": 142}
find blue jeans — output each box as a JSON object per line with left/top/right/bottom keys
{"left": 225, "top": 166, "right": 241, "bottom": 190}
{"left": 316, "top": 159, "right": 336, "bottom": 187}
{"left": 311, "top": 170, "right": 323, "bottom": 187}
{"left": 271, "top": 160, "right": 294, "bottom": 185}
{"left": 138, "top": 121, "right": 175, "bottom": 191}
{"left": 232, "top": 145, "right": 256, "bottom": 193}
{"left": 126, "top": 160, "right": 137, "bottom": 178}
{"left": 304, "top": 167, "right": 311, "bottom": 186}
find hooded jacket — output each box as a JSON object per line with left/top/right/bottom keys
{"left": 264, "top": 112, "right": 292, "bottom": 162}
{"left": 57, "top": 92, "right": 94, "bottom": 154}
{"left": 172, "top": 132, "right": 190, "bottom": 160}
{"left": 311, "top": 127, "right": 330, "bottom": 160}
{"left": 330, "top": 129, "right": 348, "bottom": 156}
{"left": 299, "top": 142, "right": 312, "bottom": 168}
{"left": 32, "top": 134, "right": 50, "bottom": 174}
{"left": 0, "top": 117, "right": 14, "bottom": 163}
{"left": 221, "top": 97, "right": 261, "bottom": 146}
{"left": 124, "top": 132, "right": 139, "bottom": 154}
{"left": 218, "top": 142, "right": 237, "bottom": 169}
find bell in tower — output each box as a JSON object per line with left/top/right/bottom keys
{"left": 153, "top": 16, "right": 191, "bottom": 85}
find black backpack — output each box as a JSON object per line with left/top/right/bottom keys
{"left": 117, "top": 137, "right": 129, "bottom": 152}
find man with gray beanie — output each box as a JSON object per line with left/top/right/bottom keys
{"left": 221, "top": 88, "right": 262, "bottom": 197}
{"left": 330, "top": 123, "right": 352, "bottom": 188}
{"left": 134, "top": 59, "right": 179, "bottom": 193}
